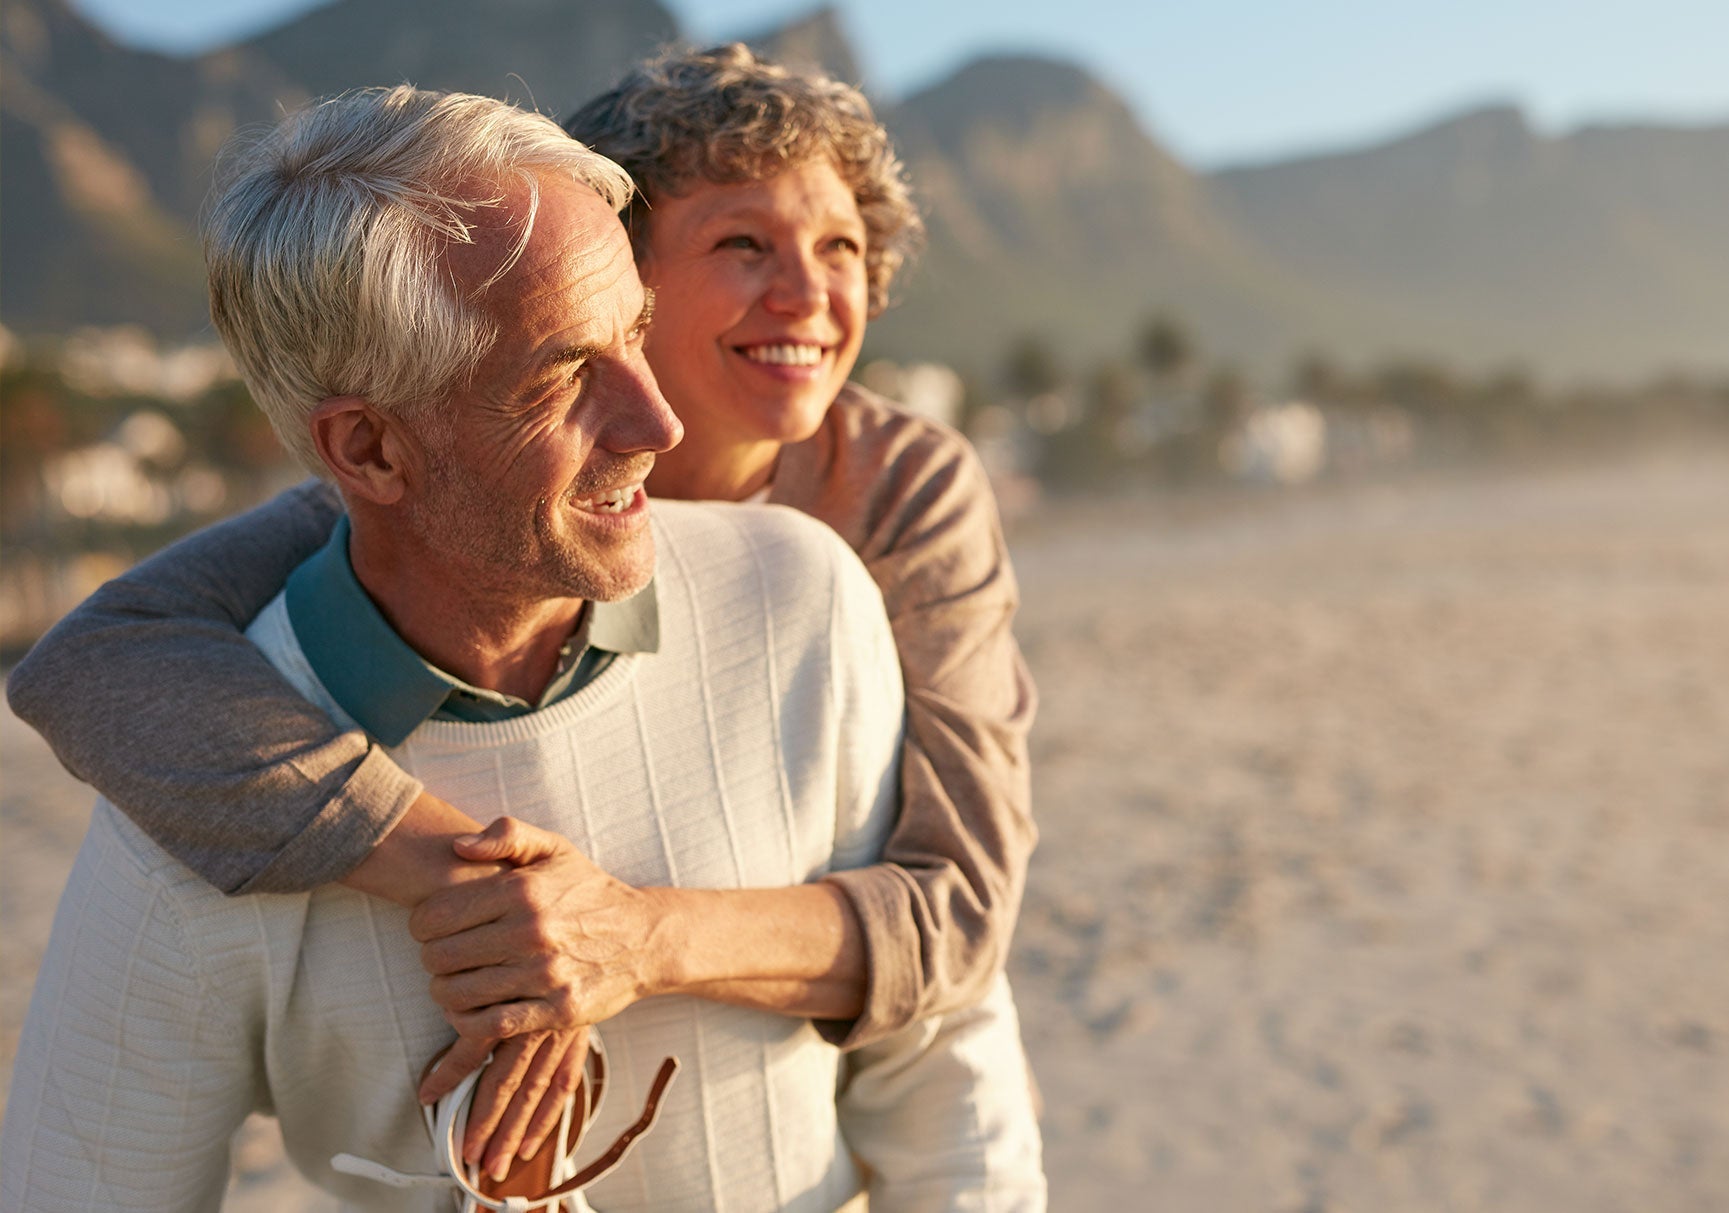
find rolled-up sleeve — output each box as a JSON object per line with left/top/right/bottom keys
{"left": 779, "top": 388, "right": 1038, "bottom": 1048}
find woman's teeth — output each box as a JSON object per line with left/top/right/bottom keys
{"left": 744, "top": 344, "right": 823, "bottom": 367}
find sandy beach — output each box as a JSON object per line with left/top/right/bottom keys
{"left": 5, "top": 446, "right": 1727, "bottom": 1210}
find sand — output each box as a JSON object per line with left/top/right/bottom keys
{"left": 4, "top": 447, "right": 1727, "bottom": 1210}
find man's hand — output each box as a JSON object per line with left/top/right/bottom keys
{"left": 410, "top": 818, "right": 666, "bottom": 1074}
{"left": 406, "top": 813, "right": 867, "bottom": 1176}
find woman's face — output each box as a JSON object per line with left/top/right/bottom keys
{"left": 636, "top": 157, "right": 869, "bottom": 455}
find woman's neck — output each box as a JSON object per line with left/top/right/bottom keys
{"left": 648, "top": 435, "right": 779, "bottom": 503}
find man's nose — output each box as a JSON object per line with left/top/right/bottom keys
{"left": 763, "top": 248, "right": 825, "bottom": 318}
{"left": 608, "top": 356, "right": 684, "bottom": 455}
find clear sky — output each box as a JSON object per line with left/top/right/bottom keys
{"left": 68, "top": 0, "right": 1729, "bottom": 167}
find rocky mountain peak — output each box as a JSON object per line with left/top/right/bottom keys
{"left": 742, "top": 5, "right": 862, "bottom": 87}
{"left": 901, "top": 54, "right": 1147, "bottom": 150}
{"left": 244, "top": 0, "right": 679, "bottom": 116}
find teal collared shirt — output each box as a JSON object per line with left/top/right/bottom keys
{"left": 284, "top": 516, "right": 659, "bottom": 745}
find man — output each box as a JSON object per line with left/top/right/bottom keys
{"left": 1, "top": 87, "right": 1040, "bottom": 1210}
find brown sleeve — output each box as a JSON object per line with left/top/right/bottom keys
{"left": 774, "top": 388, "right": 1038, "bottom": 1048}
{"left": 5, "top": 480, "right": 423, "bottom": 893}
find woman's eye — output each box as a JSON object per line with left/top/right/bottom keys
{"left": 829, "top": 236, "right": 862, "bottom": 256}
{"left": 716, "top": 235, "right": 759, "bottom": 252}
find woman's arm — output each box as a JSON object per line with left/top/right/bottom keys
{"left": 5, "top": 480, "right": 420, "bottom": 892}
{"left": 773, "top": 388, "right": 1039, "bottom": 1048}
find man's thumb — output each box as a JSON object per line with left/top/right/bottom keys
{"left": 451, "top": 816, "right": 557, "bottom": 865}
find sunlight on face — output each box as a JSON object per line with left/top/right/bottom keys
{"left": 637, "top": 158, "right": 869, "bottom": 459}
{"left": 410, "top": 173, "right": 680, "bottom": 604}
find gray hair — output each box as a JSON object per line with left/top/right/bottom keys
{"left": 204, "top": 85, "right": 634, "bottom": 473}
{"left": 564, "top": 44, "right": 922, "bottom": 317}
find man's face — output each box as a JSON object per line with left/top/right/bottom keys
{"left": 635, "top": 156, "right": 869, "bottom": 452}
{"left": 407, "top": 173, "right": 682, "bottom": 604}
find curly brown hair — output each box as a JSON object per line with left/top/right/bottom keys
{"left": 564, "top": 44, "right": 922, "bottom": 317}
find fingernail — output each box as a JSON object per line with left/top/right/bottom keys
{"left": 521, "top": 1142, "right": 539, "bottom": 1162}
{"left": 489, "top": 1157, "right": 510, "bottom": 1182}
{"left": 455, "top": 833, "right": 482, "bottom": 846}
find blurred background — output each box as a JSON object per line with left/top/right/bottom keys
{"left": 2, "top": 1, "right": 1726, "bottom": 1209}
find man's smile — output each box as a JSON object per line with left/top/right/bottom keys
{"left": 571, "top": 482, "right": 646, "bottom": 514}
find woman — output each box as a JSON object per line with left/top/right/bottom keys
{"left": 8, "top": 45, "right": 1037, "bottom": 1193}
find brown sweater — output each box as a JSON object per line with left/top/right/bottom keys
{"left": 6, "top": 384, "right": 1036, "bottom": 1046}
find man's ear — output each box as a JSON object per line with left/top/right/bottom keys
{"left": 308, "top": 396, "right": 416, "bottom": 506}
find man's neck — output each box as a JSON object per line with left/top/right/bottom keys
{"left": 347, "top": 522, "right": 583, "bottom": 703}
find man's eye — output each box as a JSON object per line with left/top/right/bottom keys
{"left": 716, "top": 235, "right": 760, "bottom": 252}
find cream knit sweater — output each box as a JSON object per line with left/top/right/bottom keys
{"left": 6, "top": 386, "right": 1038, "bottom": 1051}
{"left": 7, "top": 503, "right": 918, "bottom": 1212}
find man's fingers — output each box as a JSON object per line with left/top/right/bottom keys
{"left": 452, "top": 816, "right": 567, "bottom": 867}
{"left": 419, "top": 1034, "right": 493, "bottom": 1105}
{"left": 462, "top": 1034, "right": 542, "bottom": 1172}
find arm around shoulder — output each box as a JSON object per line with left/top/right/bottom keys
{"left": 5, "top": 479, "right": 421, "bottom": 894}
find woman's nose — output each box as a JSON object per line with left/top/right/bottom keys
{"left": 763, "top": 249, "right": 825, "bottom": 317}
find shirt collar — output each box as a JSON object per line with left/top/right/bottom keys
{"left": 285, "top": 515, "right": 658, "bottom": 745}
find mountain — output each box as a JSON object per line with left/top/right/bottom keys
{"left": 3, "top": 0, "right": 1725, "bottom": 383}
{"left": 875, "top": 67, "right": 1729, "bottom": 380}
{"left": 0, "top": 0, "right": 678, "bottom": 340}
{"left": 1, "top": 0, "right": 300, "bottom": 219}
{"left": 0, "top": 0, "right": 301, "bottom": 335}
{"left": 868, "top": 55, "right": 1340, "bottom": 376}
{"left": 742, "top": 6, "right": 863, "bottom": 88}
{"left": 0, "top": 84, "right": 206, "bottom": 336}
{"left": 1211, "top": 105, "right": 1729, "bottom": 377}
{"left": 243, "top": 0, "right": 677, "bottom": 122}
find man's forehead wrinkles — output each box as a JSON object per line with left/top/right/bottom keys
{"left": 564, "top": 222, "right": 634, "bottom": 290}
{"left": 511, "top": 222, "right": 633, "bottom": 306}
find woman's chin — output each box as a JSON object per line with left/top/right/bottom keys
{"left": 737, "top": 388, "right": 838, "bottom": 447}
{"left": 777, "top": 404, "right": 833, "bottom": 445}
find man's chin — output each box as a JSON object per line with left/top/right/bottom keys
{"left": 589, "top": 570, "right": 655, "bottom": 603}
{"left": 572, "top": 535, "right": 656, "bottom": 603}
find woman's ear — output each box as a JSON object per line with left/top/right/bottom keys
{"left": 308, "top": 396, "right": 415, "bottom": 506}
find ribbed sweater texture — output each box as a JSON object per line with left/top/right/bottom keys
{"left": 4, "top": 503, "right": 906, "bottom": 1212}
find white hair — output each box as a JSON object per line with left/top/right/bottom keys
{"left": 204, "top": 86, "right": 634, "bottom": 473}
